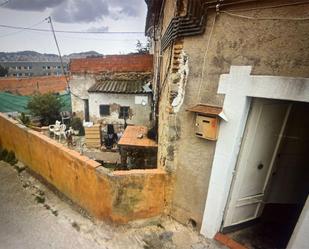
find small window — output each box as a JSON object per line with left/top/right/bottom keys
{"left": 99, "top": 105, "right": 110, "bottom": 116}
{"left": 119, "top": 106, "right": 129, "bottom": 119}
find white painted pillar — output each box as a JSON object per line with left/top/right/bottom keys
{"left": 200, "top": 66, "right": 309, "bottom": 239}
{"left": 200, "top": 66, "right": 253, "bottom": 238}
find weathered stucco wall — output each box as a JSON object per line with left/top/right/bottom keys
{"left": 0, "top": 113, "right": 167, "bottom": 223}
{"left": 88, "top": 93, "right": 152, "bottom": 126}
{"left": 70, "top": 74, "right": 96, "bottom": 119}
{"left": 156, "top": 0, "right": 309, "bottom": 228}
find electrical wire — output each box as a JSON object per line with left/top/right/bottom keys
{"left": 221, "top": 11, "right": 309, "bottom": 21}
{"left": 0, "top": 19, "right": 47, "bottom": 38}
{"left": 226, "top": 1, "right": 309, "bottom": 13}
{"left": 197, "top": 14, "right": 217, "bottom": 102}
{"left": 0, "top": 24, "right": 144, "bottom": 34}
{"left": 19, "top": 29, "right": 144, "bottom": 42}
{"left": 53, "top": 35, "right": 143, "bottom": 42}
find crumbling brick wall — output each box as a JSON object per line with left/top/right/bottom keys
{"left": 0, "top": 76, "right": 67, "bottom": 95}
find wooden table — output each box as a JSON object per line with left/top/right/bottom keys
{"left": 118, "top": 125, "right": 157, "bottom": 148}
{"left": 118, "top": 125, "right": 157, "bottom": 169}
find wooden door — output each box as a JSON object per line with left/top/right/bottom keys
{"left": 223, "top": 98, "right": 291, "bottom": 228}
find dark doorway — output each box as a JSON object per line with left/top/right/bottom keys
{"left": 225, "top": 101, "right": 309, "bottom": 249}
{"left": 84, "top": 99, "right": 89, "bottom": 122}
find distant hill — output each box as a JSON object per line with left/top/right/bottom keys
{"left": 0, "top": 50, "right": 102, "bottom": 62}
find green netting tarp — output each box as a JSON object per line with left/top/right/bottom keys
{"left": 0, "top": 92, "right": 72, "bottom": 113}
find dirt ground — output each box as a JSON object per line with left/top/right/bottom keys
{"left": 0, "top": 160, "right": 226, "bottom": 249}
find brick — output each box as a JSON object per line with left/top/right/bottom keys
{"left": 70, "top": 54, "right": 153, "bottom": 74}
{"left": 0, "top": 76, "right": 67, "bottom": 95}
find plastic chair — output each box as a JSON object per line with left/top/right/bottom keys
{"left": 54, "top": 124, "right": 66, "bottom": 141}
{"left": 48, "top": 120, "right": 61, "bottom": 138}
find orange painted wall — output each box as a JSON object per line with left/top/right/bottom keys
{"left": 0, "top": 113, "right": 167, "bottom": 223}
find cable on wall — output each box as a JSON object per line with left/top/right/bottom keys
{"left": 225, "top": 1, "right": 309, "bottom": 13}
{"left": 221, "top": 11, "right": 309, "bottom": 21}
{"left": 196, "top": 13, "right": 217, "bottom": 102}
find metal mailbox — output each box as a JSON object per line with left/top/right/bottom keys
{"left": 186, "top": 104, "right": 223, "bottom": 141}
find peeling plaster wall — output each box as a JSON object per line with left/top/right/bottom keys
{"left": 171, "top": 51, "right": 189, "bottom": 113}
{"left": 69, "top": 74, "right": 96, "bottom": 119}
{"left": 155, "top": 0, "right": 309, "bottom": 228}
{"left": 88, "top": 92, "right": 152, "bottom": 126}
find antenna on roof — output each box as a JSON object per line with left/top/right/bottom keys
{"left": 46, "top": 16, "right": 70, "bottom": 92}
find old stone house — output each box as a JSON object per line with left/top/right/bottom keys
{"left": 69, "top": 54, "right": 153, "bottom": 127}
{"left": 145, "top": 0, "right": 309, "bottom": 247}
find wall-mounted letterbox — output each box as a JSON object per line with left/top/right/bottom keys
{"left": 195, "top": 114, "right": 219, "bottom": 140}
{"left": 186, "top": 104, "right": 224, "bottom": 141}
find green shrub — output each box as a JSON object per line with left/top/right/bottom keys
{"left": 5, "top": 151, "right": 18, "bottom": 165}
{"left": 0, "top": 149, "right": 17, "bottom": 165}
{"left": 27, "top": 93, "right": 64, "bottom": 126}
{"left": 19, "top": 112, "right": 30, "bottom": 126}
{"left": 1, "top": 148, "right": 8, "bottom": 161}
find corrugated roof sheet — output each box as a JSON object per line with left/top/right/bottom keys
{"left": 88, "top": 80, "right": 147, "bottom": 94}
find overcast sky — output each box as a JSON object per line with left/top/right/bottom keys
{"left": 0, "top": 0, "right": 148, "bottom": 55}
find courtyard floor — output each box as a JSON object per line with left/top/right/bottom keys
{"left": 0, "top": 160, "right": 226, "bottom": 249}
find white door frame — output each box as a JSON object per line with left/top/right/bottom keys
{"left": 201, "top": 66, "right": 309, "bottom": 238}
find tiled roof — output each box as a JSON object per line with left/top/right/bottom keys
{"left": 88, "top": 80, "right": 148, "bottom": 94}
{"left": 0, "top": 76, "right": 68, "bottom": 95}
{"left": 70, "top": 54, "right": 153, "bottom": 74}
